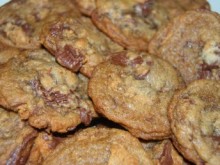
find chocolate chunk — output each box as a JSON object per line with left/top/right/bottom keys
{"left": 131, "top": 56, "right": 144, "bottom": 66}
{"left": 159, "top": 142, "right": 173, "bottom": 165}
{"left": 79, "top": 108, "right": 92, "bottom": 126}
{"left": 199, "top": 62, "right": 219, "bottom": 79}
{"left": 30, "top": 80, "right": 70, "bottom": 106}
{"left": 56, "top": 45, "right": 84, "bottom": 72}
{"left": 111, "top": 52, "right": 128, "bottom": 66}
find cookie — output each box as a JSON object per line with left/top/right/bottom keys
{"left": 88, "top": 51, "right": 185, "bottom": 140}
{"left": 92, "top": 0, "right": 209, "bottom": 51}
{"left": 41, "top": 16, "right": 123, "bottom": 77}
{"left": 149, "top": 10, "right": 220, "bottom": 84}
{"left": 142, "top": 140, "right": 187, "bottom": 165}
{"left": 0, "top": 49, "right": 97, "bottom": 132}
{"left": 27, "top": 132, "right": 64, "bottom": 165}
{"left": 0, "top": 43, "right": 20, "bottom": 64}
{"left": 168, "top": 80, "right": 220, "bottom": 165}
{"left": 76, "top": 0, "right": 96, "bottom": 16}
{"left": 0, "top": 0, "right": 80, "bottom": 49}
{"left": 0, "top": 107, "right": 37, "bottom": 164}
{"left": 42, "top": 127, "right": 153, "bottom": 165}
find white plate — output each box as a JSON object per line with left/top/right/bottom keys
{"left": 0, "top": 0, "right": 219, "bottom": 13}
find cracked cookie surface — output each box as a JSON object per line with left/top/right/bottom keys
{"left": 0, "top": 49, "right": 96, "bottom": 132}
{"left": 149, "top": 10, "right": 220, "bottom": 84}
{"left": 169, "top": 80, "right": 220, "bottom": 165}
{"left": 89, "top": 51, "right": 184, "bottom": 140}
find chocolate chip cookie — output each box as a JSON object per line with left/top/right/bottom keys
{"left": 41, "top": 16, "right": 123, "bottom": 77}
{"left": 0, "top": 107, "right": 37, "bottom": 164}
{"left": 0, "top": 49, "right": 96, "bottom": 132}
{"left": 0, "top": 0, "right": 80, "bottom": 49}
{"left": 88, "top": 51, "right": 185, "bottom": 140}
{"left": 43, "top": 127, "right": 153, "bottom": 165}
{"left": 92, "top": 0, "right": 209, "bottom": 51}
{"left": 149, "top": 10, "right": 220, "bottom": 84}
{"left": 169, "top": 80, "right": 220, "bottom": 165}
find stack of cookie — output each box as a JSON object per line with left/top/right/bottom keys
{"left": 0, "top": 0, "right": 219, "bottom": 164}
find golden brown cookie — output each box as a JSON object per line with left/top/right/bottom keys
{"left": 0, "top": 0, "right": 80, "bottom": 49}
{"left": 142, "top": 140, "right": 188, "bottom": 165}
{"left": 0, "top": 43, "right": 20, "bottom": 64}
{"left": 27, "top": 132, "right": 64, "bottom": 165}
{"left": 149, "top": 10, "right": 220, "bottom": 84}
{"left": 76, "top": 0, "right": 96, "bottom": 16}
{"left": 169, "top": 80, "right": 220, "bottom": 165}
{"left": 0, "top": 107, "right": 37, "bottom": 164}
{"left": 92, "top": 0, "right": 209, "bottom": 51}
{"left": 41, "top": 16, "right": 123, "bottom": 77}
{"left": 0, "top": 49, "right": 96, "bottom": 133}
{"left": 42, "top": 127, "right": 153, "bottom": 165}
{"left": 88, "top": 51, "right": 185, "bottom": 140}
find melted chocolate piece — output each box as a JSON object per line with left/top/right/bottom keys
{"left": 159, "top": 142, "right": 174, "bottom": 165}
{"left": 56, "top": 45, "right": 84, "bottom": 72}
{"left": 131, "top": 56, "right": 144, "bottom": 66}
{"left": 30, "top": 80, "right": 70, "bottom": 106}
{"left": 7, "top": 131, "right": 37, "bottom": 165}
{"left": 79, "top": 108, "right": 92, "bottom": 126}
{"left": 111, "top": 52, "right": 128, "bottom": 66}
{"left": 199, "top": 63, "right": 219, "bottom": 79}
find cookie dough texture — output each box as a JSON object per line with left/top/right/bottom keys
{"left": 43, "top": 127, "right": 153, "bottom": 165}
{"left": 0, "top": 108, "right": 37, "bottom": 165}
{"left": 149, "top": 10, "right": 220, "bottom": 84}
{"left": 92, "top": 0, "right": 209, "bottom": 51}
{"left": 41, "top": 16, "right": 123, "bottom": 77}
{"left": 89, "top": 51, "right": 185, "bottom": 140}
{"left": 0, "top": 49, "right": 96, "bottom": 133}
{"left": 0, "top": 0, "right": 80, "bottom": 49}
{"left": 169, "top": 80, "right": 220, "bottom": 165}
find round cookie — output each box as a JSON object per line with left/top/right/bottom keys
{"left": 149, "top": 10, "right": 220, "bottom": 84}
{"left": 92, "top": 0, "right": 209, "bottom": 51}
{"left": 0, "top": 49, "right": 97, "bottom": 133}
{"left": 0, "top": 107, "right": 37, "bottom": 165}
{"left": 42, "top": 127, "right": 153, "bottom": 165}
{"left": 0, "top": 0, "right": 80, "bottom": 49}
{"left": 169, "top": 80, "right": 220, "bottom": 165}
{"left": 75, "top": 0, "right": 96, "bottom": 16}
{"left": 142, "top": 140, "right": 187, "bottom": 165}
{"left": 41, "top": 16, "right": 123, "bottom": 77}
{"left": 88, "top": 51, "right": 185, "bottom": 140}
